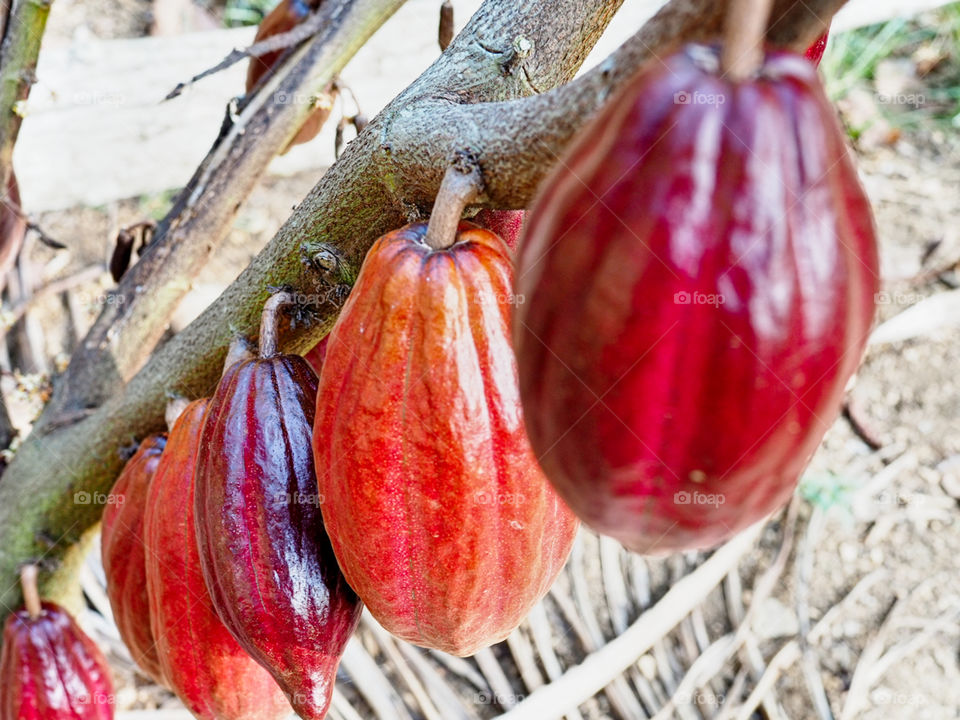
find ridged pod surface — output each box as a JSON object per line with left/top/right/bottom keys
{"left": 1, "top": 601, "right": 114, "bottom": 719}
{"left": 101, "top": 435, "right": 166, "bottom": 683}
{"left": 515, "top": 46, "right": 879, "bottom": 554}
{"left": 195, "top": 352, "right": 361, "bottom": 720}
{"left": 313, "top": 221, "right": 578, "bottom": 656}
{"left": 143, "top": 399, "right": 290, "bottom": 720}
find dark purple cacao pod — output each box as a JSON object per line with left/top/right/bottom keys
{"left": 195, "top": 337, "right": 361, "bottom": 719}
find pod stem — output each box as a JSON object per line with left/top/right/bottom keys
{"left": 721, "top": 0, "right": 774, "bottom": 80}
{"left": 20, "top": 565, "right": 41, "bottom": 619}
{"left": 424, "top": 160, "right": 483, "bottom": 251}
{"left": 259, "top": 291, "right": 296, "bottom": 358}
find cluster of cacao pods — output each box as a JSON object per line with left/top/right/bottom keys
{"left": 3, "top": 14, "right": 877, "bottom": 720}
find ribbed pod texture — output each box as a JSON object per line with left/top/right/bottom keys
{"left": 515, "top": 47, "right": 879, "bottom": 554}
{"left": 143, "top": 399, "right": 290, "bottom": 720}
{"left": 1, "top": 601, "right": 115, "bottom": 720}
{"left": 314, "top": 222, "right": 578, "bottom": 657}
{"left": 195, "top": 355, "right": 361, "bottom": 720}
{"left": 101, "top": 434, "right": 166, "bottom": 683}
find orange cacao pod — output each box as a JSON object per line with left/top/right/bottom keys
{"left": 313, "top": 221, "right": 578, "bottom": 656}
{"left": 100, "top": 435, "right": 166, "bottom": 683}
{"left": 143, "top": 399, "right": 290, "bottom": 719}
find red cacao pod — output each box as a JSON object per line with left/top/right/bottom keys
{"left": 143, "top": 399, "right": 290, "bottom": 720}
{"left": 473, "top": 209, "right": 524, "bottom": 251}
{"left": 805, "top": 30, "right": 829, "bottom": 66}
{"left": 304, "top": 335, "right": 328, "bottom": 376}
{"left": 195, "top": 304, "right": 361, "bottom": 720}
{"left": 313, "top": 221, "right": 578, "bottom": 656}
{"left": 246, "top": 0, "right": 329, "bottom": 151}
{"left": 514, "top": 46, "right": 878, "bottom": 554}
{"left": 100, "top": 435, "right": 166, "bottom": 683}
{"left": 1, "top": 600, "right": 114, "bottom": 719}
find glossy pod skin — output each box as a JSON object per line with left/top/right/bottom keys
{"left": 101, "top": 435, "right": 167, "bottom": 683}
{"left": 515, "top": 46, "right": 879, "bottom": 554}
{"left": 314, "top": 221, "right": 578, "bottom": 657}
{"left": 143, "top": 399, "right": 290, "bottom": 720}
{"left": 195, "top": 353, "right": 361, "bottom": 720}
{"left": 805, "top": 30, "right": 829, "bottom": 66}
{"left": 0, "top": 601, "right": 114, "bottom": 720}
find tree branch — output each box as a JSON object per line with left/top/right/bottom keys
{"left": 38, "top": 0, "right": 407, "bottom": 425}
{"left": 0, "top": 0, "right": 847, "bottom": 615}
{"left": 0, "top": 0, "right": 52, "bottom": 195}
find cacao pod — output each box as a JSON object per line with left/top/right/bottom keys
{"left": 473, "top": 209, "right": 524, "bottom": 251}
{"left": 1, "top": 600, "right": 114, "bottom": 719}
{"left": 101, "top": 435, "right": 166, "bottom": 683}
{"left": 195, "top": 300, "right": 361, "bottom": 720}
{"left": 246, "top": 0, "right": 330, "bottom": 151}
{"left": 143, "top": 399, "right": 290, "bottom": 720}
{"left": 514, "top": 46, "right": 878, "bottom": 554}
{"left": 805, "top": 30, "right": 829, "bottom": 66}
{"left": 304, "top": 335, "right": 328, "bottom": 376}
{"left": 314, "top": 221, "right": 578, "bottom": 656}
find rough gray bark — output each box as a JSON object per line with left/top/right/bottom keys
{"left": 0, "top": 0, "right": 846, "bottom": 615}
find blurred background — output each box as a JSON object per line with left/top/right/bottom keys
{"left": 2, "top": 0, "right": 959, "bottom": 718}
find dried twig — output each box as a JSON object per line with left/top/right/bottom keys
{"left": 2, "top": 264, "right": 106, "bottom": 335}
{"left": 165, "top": 8, "right": 331, "bottom": 100}
{"left": 499, "top": 525, "right": 763, "bottom": 720}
